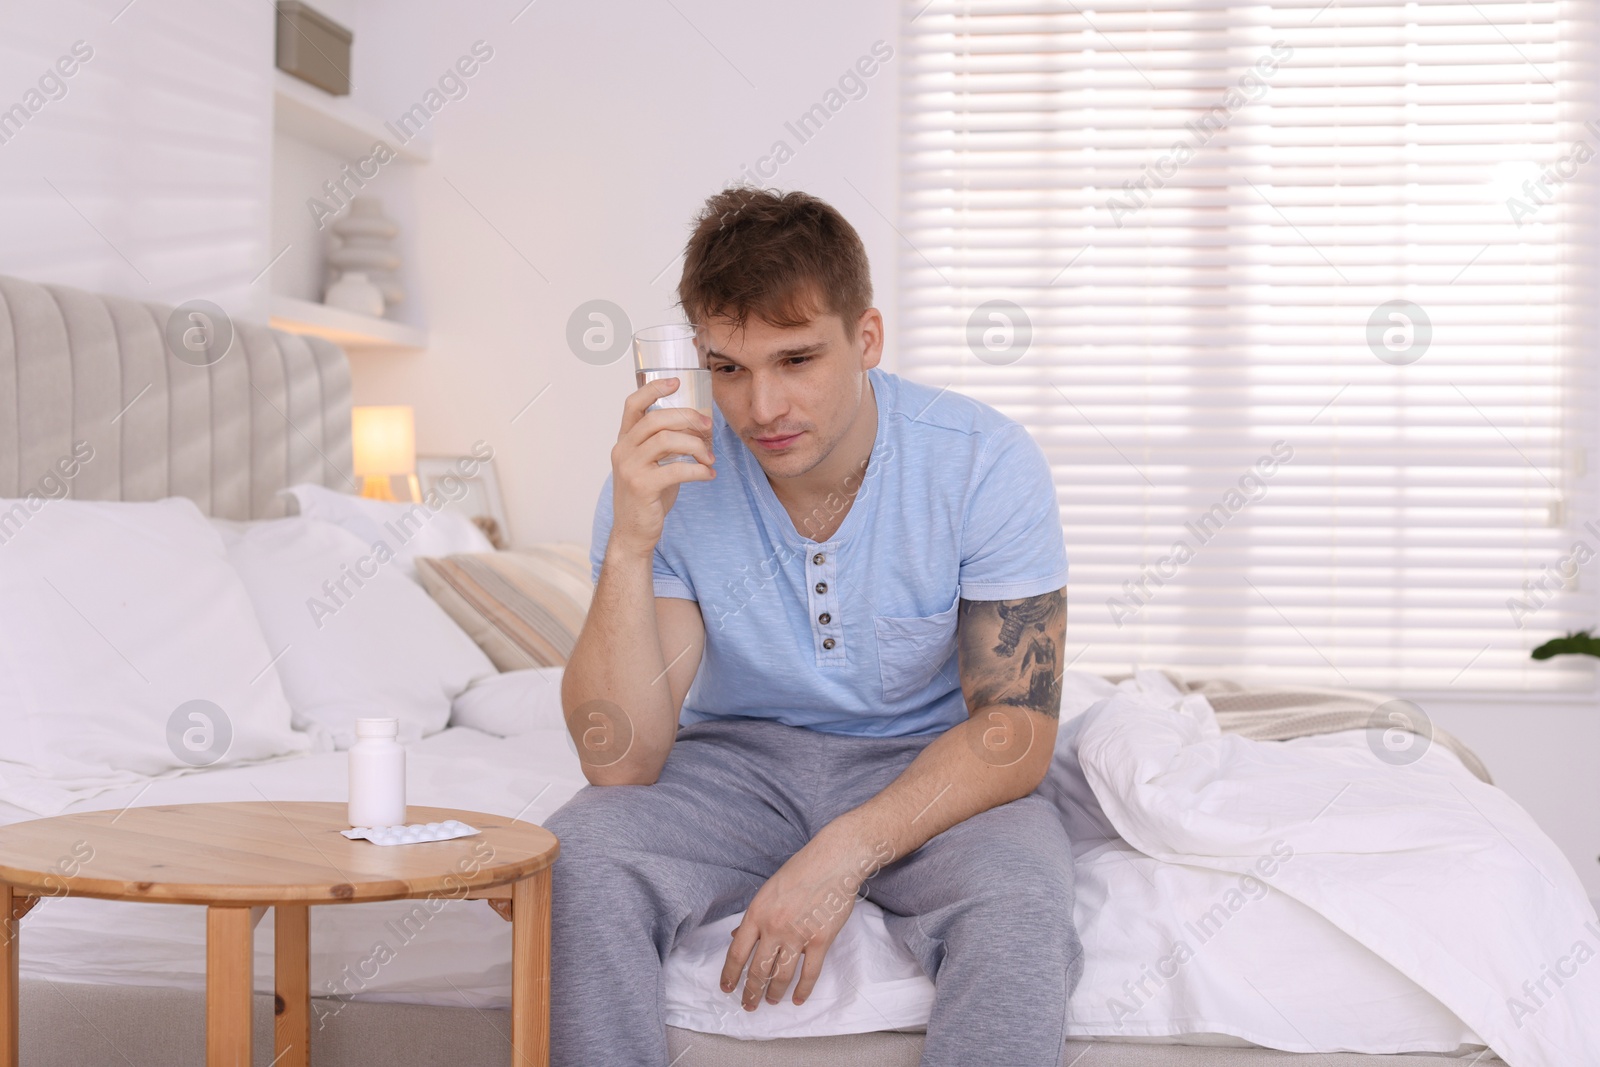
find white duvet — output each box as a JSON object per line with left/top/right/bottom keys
{"left": 1072, "top": 673, "right": 1600, "bottom": 1066}
{"left": 9, "top": 671, "right": 1595, "bottom": 1064}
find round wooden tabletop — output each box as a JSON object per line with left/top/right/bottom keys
{"left": 0, "top": 802, "right": 558, "bottom": 907}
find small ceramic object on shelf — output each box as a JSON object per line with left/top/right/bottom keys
{"left": 329, "top": 196, "right": 405, "bottom": 313}
{"left": 324, "top": 270, "right": 385, "bottom": 317}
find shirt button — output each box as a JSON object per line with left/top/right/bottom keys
{"left": 815, "top": 581, "right": 827, "bottom": 594}
{"left": 822, "top": 637, "right": 836, "bottom": 650}
{"left": 818, "top": 612, "right": 831, "bottom": 624}
{"left": 813, "top": 552, "right": 825, "bottom": 565}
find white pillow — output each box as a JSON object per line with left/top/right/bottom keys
{"left": 0, "top": 497, "right": 312, "bottom": 816}
{"left": 282, "top": 483, "right": 493, "bottom": 581}
{"left": 219, "top": 516, "right": 497, "bottom": 749}
{"left": 450, "top": 667, "right": 565, "bottom": 735}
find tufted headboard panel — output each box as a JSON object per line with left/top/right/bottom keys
{"left": 0, "top": 274, "right": 353, "bottom": 519}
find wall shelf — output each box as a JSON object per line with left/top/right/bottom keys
{"left": 269, "top": 294, "right": 428, "bottom": 351}
{"left": 272, "top": 70, "right": 432, "bottom": 164}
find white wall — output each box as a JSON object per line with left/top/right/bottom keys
{"left": 0, "top": 0, "right": 274, "bottom": 320}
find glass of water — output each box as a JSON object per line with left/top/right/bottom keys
{"left": 632, "top": 323, "right": 713, "bottom": 465}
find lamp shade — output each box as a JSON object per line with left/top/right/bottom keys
{"left": 352, "top": 405, "right": 416, "bottom": 477}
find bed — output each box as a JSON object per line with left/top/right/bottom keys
{"left": 3, "top": 272, "right": 1595, "bottom": 1066}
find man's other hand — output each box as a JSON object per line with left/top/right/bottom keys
{"left": 719, "top": 824, "right": 894, "bottom": 1011}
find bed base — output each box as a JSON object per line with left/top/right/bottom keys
{"left": 19, "top": 980, "right": 1503, "bottom": 1067}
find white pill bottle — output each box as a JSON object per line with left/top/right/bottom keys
{"left": 348, "top": 717, "right": 407, "bottom": 828}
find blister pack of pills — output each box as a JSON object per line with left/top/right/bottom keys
{"left": 341, "top": 819, "right": 481, "bottom": 846}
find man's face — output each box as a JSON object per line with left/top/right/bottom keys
{"left": 699, "top": 300, "right": 883, "bottom": 482}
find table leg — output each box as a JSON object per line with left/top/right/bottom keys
{"left": 275, "top": 904, "right": 310, "bottom": 1067}
{"left": 0, "top": 885, "right": 18, "bottom": 1067}
{"left": 206, "top": 905, "right": 254, "bottom": 1067}
{"left": 510, "top": 868, "right": 552, "bottom": 1067}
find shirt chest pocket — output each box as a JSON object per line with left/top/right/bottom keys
{"left": 873, "top": 593, "right": 961, "bottom": 704}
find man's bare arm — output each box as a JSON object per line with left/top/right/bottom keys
{"left": 560, "top": 546, "right": 705, "bottom": 786}
{"left": 818, "top": 587, "right": 1067, "bottom": 869}
{"left": 560, "top": 377, "right": 714, "bottom": 787}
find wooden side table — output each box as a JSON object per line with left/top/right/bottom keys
{"left": 0, "top": 801, "right": 558, "bottom": 1067}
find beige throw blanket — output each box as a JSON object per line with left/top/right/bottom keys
{"left": 1101, "top": 671, "right": 1493, "bottom": 784}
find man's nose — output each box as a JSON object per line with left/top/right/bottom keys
{"left": 748, "top": 371, "right": 788, "bottom": 427}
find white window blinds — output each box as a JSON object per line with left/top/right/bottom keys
{"left": 899, "top": 0, "right": 1598, "bottom": 692}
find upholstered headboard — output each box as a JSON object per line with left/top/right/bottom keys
{"left": 0, "top": 274, "right": 352, "bottom": 519}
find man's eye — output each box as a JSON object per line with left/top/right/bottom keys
{"left": 787, "top": 357, "right": 811, "bottom": 366}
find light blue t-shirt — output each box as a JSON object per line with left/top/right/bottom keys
{"left": 588, "top": 366, "right": 1068, "bottom": 738}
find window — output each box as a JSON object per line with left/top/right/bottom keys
{"left": 900, "top": 0, "right": 1598, "bottom": 691}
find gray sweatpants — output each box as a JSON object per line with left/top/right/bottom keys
{"left": 544, "top": 716, "right": 1084, "bottom": 1067}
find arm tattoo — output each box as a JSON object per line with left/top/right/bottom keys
{"left": 957, "top": 588, "right": 1067, "bottom": 720}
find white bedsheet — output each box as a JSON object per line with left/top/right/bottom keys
{"left": 6, "top": 676, "right": 1576, "bottom": 1059}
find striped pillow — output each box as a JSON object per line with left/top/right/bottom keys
{"left": 414, "top": 544, "right": 593, "bottom": 671}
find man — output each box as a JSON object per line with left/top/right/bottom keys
{"left": 548, "top": 186, "right": 1082, "bottom": 1067}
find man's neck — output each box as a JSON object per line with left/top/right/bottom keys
{"left": 769, "top": 372, "right": 878, "bottom": 515}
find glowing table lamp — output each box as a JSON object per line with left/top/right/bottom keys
{"left": 352, "top": 405, "right": 419, "bottom": 502}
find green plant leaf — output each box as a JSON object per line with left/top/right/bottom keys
{"left": 1530, "top": 629, "right": 1600, "bottom": 660}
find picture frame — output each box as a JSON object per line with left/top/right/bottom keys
{"left": 416, "top": 453, "right": 510, "bottom": 549}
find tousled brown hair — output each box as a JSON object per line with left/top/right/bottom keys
{"left": 677, "top": 187, "right": 873, "bottom": 341}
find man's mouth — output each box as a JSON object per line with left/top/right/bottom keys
{"left": 753, "top": 432, "right": 803, "bottom": 451}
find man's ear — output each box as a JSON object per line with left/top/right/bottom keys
{"left": 855, "top": 307, "right": 885, "bottom": 370}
